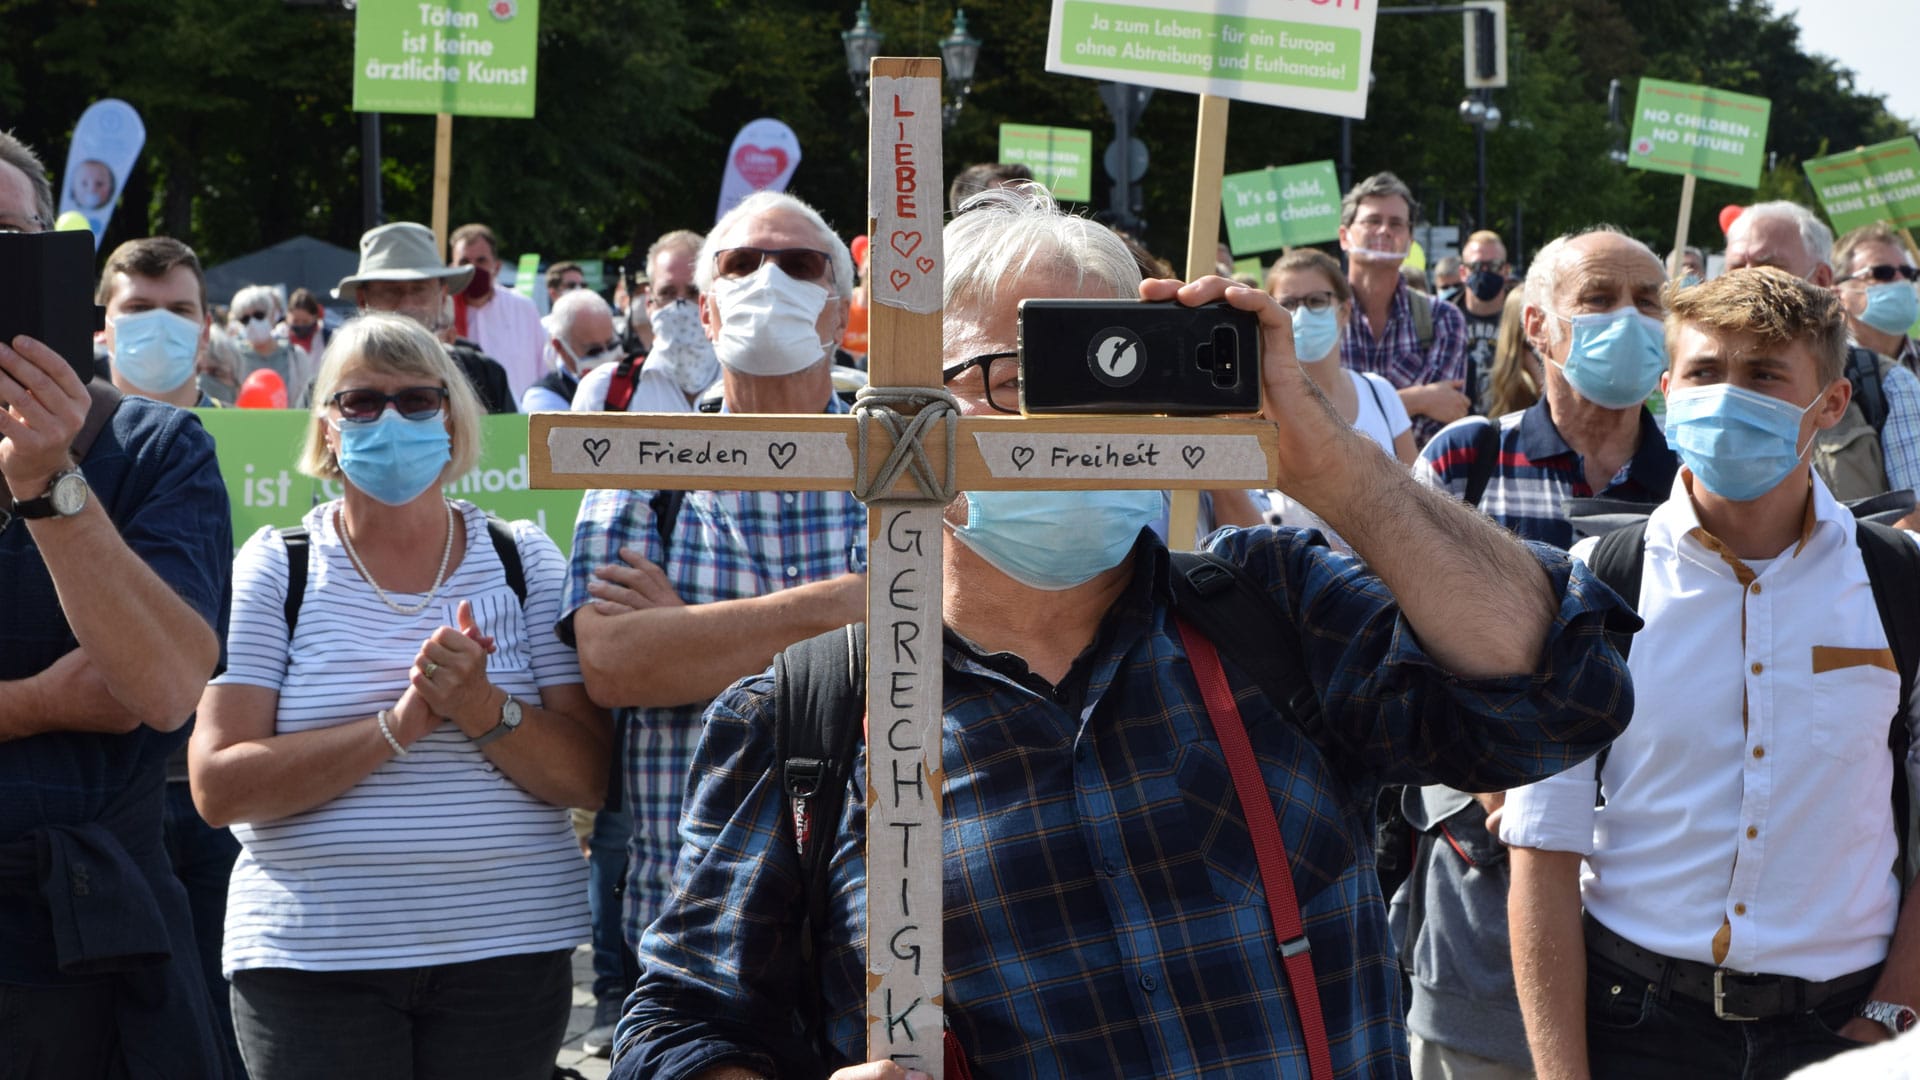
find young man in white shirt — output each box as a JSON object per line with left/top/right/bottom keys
{"left": 1504, "top": 267, "right": 1920, "bottom": 1079}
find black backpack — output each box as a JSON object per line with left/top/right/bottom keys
{"left": 1584, "top": 518, "right": 1920, "bottom": 882}
{"left": 764, "top": 549, "right": 1331, "bottom": 1075}
{"left": 277, "top": 515, "right": 526, "bottom": 635}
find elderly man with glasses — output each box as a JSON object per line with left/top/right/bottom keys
{"left": 558, "top": 193, "right": 869, "bottom": 1049}
{"left": 1834, "top": 223, "right": 1920, "bottom": 375}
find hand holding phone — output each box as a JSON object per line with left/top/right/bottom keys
{"left": 0, "top": 230, "right": 102, "bottom": 386}
{"left": 1017, "top": 298, "right": 1260, "bottom": 415}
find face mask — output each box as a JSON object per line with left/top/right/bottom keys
{"left": 1467, "top": 269, "right": 1505, "bottom": 303}
{"left": 111, "top": 309, "right": 202, "bottom": 393}
{"left": 709, "top": 263, "right": 832, "bottom": 377}
{"left": 1350, "top": 246, "right": 1406, "bottom": 265}
{"left": 463, "top": 265, "right": 493, "bottom": 301}
{"left": 332, "top": 409, "right": 452, "bottom": 506}
{"left": 243, "top": 316, "right": 273, "bottom": 345}
{"left": 948, "top": 489, "right": 1165, "bottom": 590}
{"left": 1665, "top": 382, "right": 1821, "bottom": 502}
{"left": 649, "top": 299, "right": 721, "bottom": 395}
{"left": 1679, "top": 273, "right": 1703, "bottom": 289}
{"left": 1547, "top": 306, "right": 1668, "bottom": 409}
{"left": 1859, "top": 282, "right": 1920, "bottom": 336}
{"left": 1438, "top": 285, "right": 1462, "bottom": 305}
{"left": 289, "top": 322, "right": 319, "bottom": 342}
{"left": 561, "top": 339, "right": 620, "bottom": 375}
{"left": 1290, "top": 304, "right": 1341, "bottom": 362}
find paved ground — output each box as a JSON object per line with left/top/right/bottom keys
{"left": 554, "top": 944, "right": 613, "bottom": 1079}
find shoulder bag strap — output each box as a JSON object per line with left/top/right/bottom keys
{"left": 1463, "top": 419, "right": 1502, "bottom": 508}
{"left": 1856, "top": 521, "right": 1920, "bottom": 888}
{"left": 483, "top": 516, "right": 527, "bottom": 605}
{"left": 279, "top": 527, "right": 311, "bottom": 637}
{"left": 1175, "top": 617, "right": 1333, "bottom": 1080}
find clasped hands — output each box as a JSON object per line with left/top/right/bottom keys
{"left": 388, "top": 600, "right": 501, "bottom": 745}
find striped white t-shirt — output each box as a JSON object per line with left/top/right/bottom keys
{"left": 213, "top": 499, "right": 589, "bottom": 974}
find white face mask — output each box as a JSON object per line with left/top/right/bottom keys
{"left": 708, "top": 263, "right": 832, "bottom": 377}
{"left": 561, "top": 339, "right": 620, "bottom": 375}
{"left": 242, "top": 316, "right": 273, "bottom": 344}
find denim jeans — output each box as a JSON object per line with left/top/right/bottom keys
{"left": 162, "top": 778, "right": 246, "bottom": 1078}
{"left": 229, "top": 950, "right": 572, "bottom": 1080}
{"left": 588, "top": 804, "right": 638, "bottom": 1003}
{"left": 1586, "top": 953, "right": 1872, "bottom": 1080}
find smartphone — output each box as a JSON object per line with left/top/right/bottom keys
{"left": 0, "top": 230, "right": 100, "bottom": 384}
{"left": 1017, "top": 299, "right": 1260, "bottom": 415}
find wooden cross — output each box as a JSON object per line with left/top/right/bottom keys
{"left": 529, "top": 58, "right": 1277, "bottom": 1076}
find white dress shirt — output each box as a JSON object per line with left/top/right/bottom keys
{"left": 569, "top": 360, "right": 691, "bottom": 414}
{"left": 464, "top": 285, "right": 549, "bottom": 402}
{"left": 1502, "top": 472, "right": 1919, "bottom": 982}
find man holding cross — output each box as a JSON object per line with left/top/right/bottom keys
{"left": 614, "top": 186, "right": 1636, "bottom": 1079}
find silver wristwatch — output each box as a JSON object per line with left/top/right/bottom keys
{"left": 12, "top": 466, "right": 89, "bottom": 520}
{"left": 472, "top": 693, "right": 523, "bottom": 747}
{"left": 1857, "top": 999, "right": 1918, "bottom": 1038}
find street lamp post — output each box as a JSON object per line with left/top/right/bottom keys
{"left": 1458, "top": 87, "right": 1501, "bottom": 230}
{"left": 844, "top": 5, "right": 981, "bottom": 129}
{"left": 842, "top": 1, "right": 885, "bottom": 113}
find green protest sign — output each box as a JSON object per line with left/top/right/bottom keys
{"left": 997, "top": 124, "right": 1093, "bottom": 203}
{"left": 1047, "top": 1, "right": 1379, "bottom": 120}
{"left": 1627, "top": 78, "right": 1771, "bottom": 188}
{"left": 197, "top": 410, "right": 583, "bottom": 557}
{"left": 353, "top": 1, "right": 540, "bottom": 119}
{"left": 514, "top": 252, "right": 540, "bottom": 298}
{"left": 1231, "top": 255, "right": 1262, "bottom": 280}
{"left": 1220, "top": 160, "right": 1341, "bottom": 254}
{"left": 1804, "top": 138, "right": 1920, "bottom": 234}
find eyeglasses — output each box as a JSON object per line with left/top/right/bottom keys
{"left": 1274, "top": 291, "right": 1337, "bottom": 314}
{"left": 554, "top": 279, "right": 587, "bottom": 293}
{"left": 329, "top": 386, "right": 449, "bottom": 423}
{"left": 647, "top": 285, "right": 701, "bottom": 307}
{"left": 1844, "top": 264, "right": 1920, "bottom": 284}
{"left": 714, "top": 247, "right": 832, "bottom": 284}
{"left": 570, "top": 337, "right": 622, "bottom": 358}
{"left": 941, "top": 352, "right": 1020, "bottom": 414}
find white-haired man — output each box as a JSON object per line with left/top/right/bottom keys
{"left": 612, "top": 186, "right": 1637, "bottom": 1079}
{"left": 557, "top": 193, "right": 868, "bottom": 1034}
{"left": 575, "top": 229, "right": 716, "bottom": 413}
{"left": 1725, "top": 202, "right": 1920, "bottom": 527}
{"left": 525, "top": 288, "right": 622, "bottom": 414}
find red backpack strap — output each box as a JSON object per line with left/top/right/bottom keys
{"left": 604, "top": 355, "right": 641, "bottom": 411}
{"left": 1175, "top": 617, "right": 1334, "bottom": 1080}
{"left": 944, "top": 1028, "right": 974, "bottom": 1080}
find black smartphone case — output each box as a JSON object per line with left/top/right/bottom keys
{"left": 0, "top": 230, "right": 100, "bottom": 384}
{"left": 1017, "top": 299, "right": 1260, "bottom": 415}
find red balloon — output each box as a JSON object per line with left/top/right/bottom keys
{"left": 237, "top": 368, "right": 288, "bottom": 409}
{"left": 850, "top": 234, "right": 870, "bottom": 269}
{"left": 1718, "top": 204, "right": 1745, "bottom": 235}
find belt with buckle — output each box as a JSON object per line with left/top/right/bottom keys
{"left": 1585, "top": 916, "right": 1879, "bottom": 1022}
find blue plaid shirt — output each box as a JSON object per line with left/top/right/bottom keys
{"left": 1340, "top": 279, "right": 1469, "bottom": 447}
{"left": 1414, "top": 399, "right": 1680, "bottom": 548}
{"left": 1877, "top": 361, "right": 1920, "bottom": 495}
{"left": 614, "top": 526, "right": 1635, "bottom": 1079}
{"left": 559, "top": 397, "right": 866, "bottom": 943}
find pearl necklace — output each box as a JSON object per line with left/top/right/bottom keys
{"left": 337, "top": 500, "right": 456, "bottom": 616}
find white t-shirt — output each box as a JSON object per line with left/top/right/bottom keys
{"left": 213, "top": 499, "right": 589, "bottom": 974}
{"left": 571, "top": 360, "right": 693, "bottom": 413}
{"left": 465, "top": 286, "right": 549, "bottom": 402}
{"left": 1266, "top": 369, "right": 1412, "bottom": 541}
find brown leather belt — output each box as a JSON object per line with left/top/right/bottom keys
{"left": 1585, "top": 916, "right": 1879, "bottom": 1022}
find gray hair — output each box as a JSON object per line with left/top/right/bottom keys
{"left": 943, "top": 183, "right": 1141, "bottom": 315}
{"left": 550, "top": 286, "right": 613, "bottom": 345}
{"left": 1524, "top": 226, "right": 1660, "bottom": 344}
{"left": 0, "top": 129, "right": 54, "bottom": 230}
{"left": 646, "top": 229, "right": 705, "bottom": 274}
{"left": 1340, "top": 171, "right": 1419, "bottom": 227}
{"left": 230, "top": 284, "right": 286, "bottom": 322}
{"left": 1733, "top": 201, "right": 1834, "bottom": 273}
{"left": 696, "top": 192, "right": 853, "bottom": 301}
{"left": 299, "top": 312, "right": 484, "bottom": 483}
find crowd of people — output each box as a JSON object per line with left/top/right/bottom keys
{"left": 6, "top": 114, "right": 1920, "bottom": 1080}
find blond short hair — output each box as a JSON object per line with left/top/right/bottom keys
{"left": 298, "top": 312, "right": 484, "bottom": 482}
{"left": 1664, "top": 266, "right": 1848, "bottom": 386}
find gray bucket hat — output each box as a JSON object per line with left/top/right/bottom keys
{"left": 333, "top": 222, "right": 475, "bottom": 299}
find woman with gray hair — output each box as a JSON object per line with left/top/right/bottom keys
{"left": 190, "top": 312, "right": 609, "bottom": 1079}
{"left": 228, "top": 284, "right": 313, "bottom": 405}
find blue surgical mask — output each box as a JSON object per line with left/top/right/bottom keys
{"left": 1290, "top": 305, "right": 1341, "bottom": 363}
{"left": 949, "top": 489, "right": 1166, "bottom": 590}
{"left": 1664, "top": 382, "right": 1820, "bottom": 502}
{"left": 111, "top": 309, "right": 202, "bottom": 393}
{"left": 1679, "top": 273, "right": 1703, "bottom": 289}
{"left": 1859, "top": 282, "right": 1920, "bottom": 336}
{"left": 332, "top": 408, "right": 452, "bottom": 506}
{"left": 1549, "top": 306, "right": 1668, "bottom": 409}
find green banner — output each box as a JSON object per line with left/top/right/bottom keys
{"left": 514, "top": 252, "right": 540, "bottom": 298}
{"left": 197, "top": 410, "right": 583, "bottom": 557}
{"left": 352, "top": 0, "right": 540, "bottom": 119}
{"left": 997, "top": 124, "right": 1094, "bottom": 203}
{"left": 1804, "top": 138, "right": 1920, "bottom": 234}
{"left": 1626, "top": 78, "right": 1771, "bottom": 188}
{"left": 1231, "top": 255, "right": 1262, "bottom": 280}
{"left": 1047, "top": 1, "right": 1377, "bottom": 119}
{"left": 1220, "top": 160, "right": 1341, "bottom": 254}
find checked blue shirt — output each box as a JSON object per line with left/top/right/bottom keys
{"left": 559, "top": 396, "right": 866, "bottom": 945}
{"left": 614, "top": 526, "right": 1635, "bottom": 1079}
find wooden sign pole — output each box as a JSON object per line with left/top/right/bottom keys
{"left": 1170, "top": 93, "right": 1234, "bottom": 548}
{"left": 432, "top": 113, "right": 454, "bottom": 257}
{"left": 1667, "top": 172, "right": 1697, "bottom": 280}
{"left": 526, "top": 62, "right": 1278, "bottom": 1078}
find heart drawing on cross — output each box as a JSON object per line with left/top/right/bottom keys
{"left": 1010, "top": 446, "right": 1034, "bottom": 471}
{"left": 733, "top": 145, "right": 789, "bottom": 189}
{"left": 767, "top": 441, "right": 798, "bottom": 470}
{"left": 890, "top": 231, "right": 923, "bottom": 258}
{"left": 889, "top": 269, "right": 912, "bottom": 291}
{"left": 582, "top": 438, "right": 611, "bottom": 467}
{"left": 1181, "top": 445, "right": 1207, "bottom": 469}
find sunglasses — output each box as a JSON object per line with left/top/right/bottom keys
{"left": 237, "top": 311, "right": 272, "bottom": 324}
{"left": 329, "top": 386, "right": 449, "bottom": 423}
{"left": 1845, "top": 264, "right": 1920, "bottom": 284}
{"left": 714, "top": 246, "right": 832, "bottom": 284}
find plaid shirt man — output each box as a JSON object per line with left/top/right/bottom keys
{"left": 560, "top": 397, "right": 866, "bottom": 942}
{"left": 613, "top": 526, "right": 1634, "bottom": 1079}
{"left": 1341, "top": 278, "right": 1469, "bottom": 446}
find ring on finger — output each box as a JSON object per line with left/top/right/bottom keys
{"left": 423, "top": 660, "right": 439, "bottom": 679}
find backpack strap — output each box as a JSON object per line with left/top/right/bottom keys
{"left": 649, "top": 489, "right": 685, "bottom": 561}
{"left": 604, "top": 354, "right": 644, "bottom": 411}
{"left": 1856, "top": 522, "right": 1920, "bottom": 886}
{"left": 773, "top": 622, "right": 869, "bottom": 1072}
{"left": 71, "top": 381, "right": 124, "bottom": 463}
{"left": 1176, "top": 618, "right": 1334, "bottom": 1080}
{"left": 1407, "top": 288, "right": 1434, "bottom": 350}
{"left": 1462, "top": 418, "right": 1502, "bottom": 508}
{"left": 484, "top": 516, "right": 527, "bottom": 606}
{"left": 1581, "top": 520, "right": 1649, "bottom": 807}
{"left": 1847, "top": 346, "right": 1890, "bottom": 434}
{"left": 279, "top": 526, "right": 311, "bottom": 637}
{"left": 1168, "top": 551, "right": 1324, "bottom": 738}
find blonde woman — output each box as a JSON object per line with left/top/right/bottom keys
{"left": 1484, "top": 289, "right": 1542, "bottom": 419}
{"left": 191, "top": 312, "right": 609, "bottom": 1080}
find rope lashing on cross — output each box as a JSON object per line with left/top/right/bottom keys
{"left": 851, "top": 384, "right": 960, "bottom": 505}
